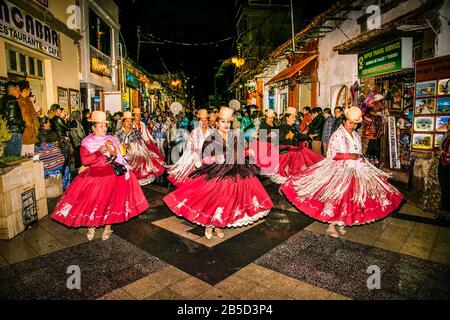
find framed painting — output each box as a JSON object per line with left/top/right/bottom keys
{"left": 412, "top": 133, "right": 433, "bottom": 150}
{"left": 57, "top": 87, "right": 69, "bottom": 113}
{"left": 416, "top": 81, "right": 436, "bottom": 97}
{"left": 69, "top": 88, "right": 80, "bottom": 113}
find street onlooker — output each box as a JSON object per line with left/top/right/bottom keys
{"left": 299, "top": 106, "right": 312, "bottom": 133}
{"left": 321, "top": 108, "right": 335, "bottom": 156}
{"left": 0, "top": 81, "right": 24, "bottom": 156}
{"left": 308, "top": 107, "right": 325, "bottom": 154}
{"left": 17, "top": 80, "right": 39, "bottom": 156}
{"left": 81, "top": 109, "right": 91, "bottom": 136}
{"left": 331, "top": 106, "right": 344, "bottom": 134}
{"left": 70, "top": 110, "right": 86, "bottom": 170}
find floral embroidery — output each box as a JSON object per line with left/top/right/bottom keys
{"left": 233, "top": 207, "right": 242, "bottom": 219}
{"left": 252, "top": 196, "right": 261, "bottom": 209}
{"left": 59, "top": 203, "right": 72, "bottom": 217}
{"left": 212, "top": 207, "right": 224, "bottom": 223}
{"left": 321, "top": 203, "right": 334, "bottom": 217}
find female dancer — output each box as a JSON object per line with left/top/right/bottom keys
{"left": 268, "top": 107, "right": 323, "bottom": 184}
{"left": 281, "top": 106, "right": 403, "bottom": 237}
{"left": 115, "top": 111, "right": 165, "bottom": 185}
{"left": 51, "top": 111, "right": 149, "bottom": 240}
{"left": 166, "top": 109, "right": 213, "bottom": 187}
{"left": 163, "top": 107, "right": 273, "bottom": 239}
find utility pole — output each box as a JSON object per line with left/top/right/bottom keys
{"left": 137, "top": 25, "right": 141, "bottom": 63}
{"left": 290, "top": 0, "right": 295, "bottom": 53}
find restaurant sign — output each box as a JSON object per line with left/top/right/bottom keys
{"left": 0, "top": 0, "right": 61, "bottom": 59}
{"left": 358, "top": 38, "right": 412, "bottom": 78}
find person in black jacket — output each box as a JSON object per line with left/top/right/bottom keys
{"left": 1, "top": 81, "right": 24, "bottom": 156}
{"left": 269, "top": 107, "right": 323, "bottom": 185}
{"left": 308, "top": 107, "right": 325, "bottom": 154}
{"left": 331, "top": 106, "right": 344, "bottom": 134}
{"left": 259, "top": 109, "right": 277, "bottom": 144}
{"left": 49, "top": 104, "right": 74, "bottom": 179}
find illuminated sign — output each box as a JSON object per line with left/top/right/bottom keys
{"left": 0, "top": 0, "right": 61, "bottom": 59}
{"left": 90, "top": 57, "right": 111, "bottom": 78}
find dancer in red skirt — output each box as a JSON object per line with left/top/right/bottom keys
{"left": 115, "top": 111, "right": 165, "bottom": 186}
{"left": 132, "top": 108, "right": 165, "bottom": 160}
{"left": 163, "top": 107, "right": 273, "bottom": 239}
{"left": 268, "top": 107, "right": 323, "bottom": 184}
{"left": 51, "top": 111, "right": 149, "bottom": 241}
{"left": 281, "top": 106, "right": 403, "bottom": 238}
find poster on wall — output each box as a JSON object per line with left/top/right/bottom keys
{"left": 57, "top": 87, "right": 68, "bottom": 113}
{"left": 413, "top": 55, "right": 450, "bottom": 151}
{"left": 435, "top": 133, "right": 445, "bottom": 148}
{"left": 413, "top": 116, "right": 434, "bottom": 131}
{"left": 414, "top": 98, "right": 435, "bottom": 115}
{"left": 437, "top": 97, "right": 450, "bottom": 114}
{"left": 388, "top": 116, "right": 401, "bottom": 169}
{"left": 416, "top": 81, "right": 436, "bottom": 97}
{"left": 436, "top": 116, "right": 450, "bottom": 132}
{"left": 412, "top": 133, "right": 433, "bottom": 150}
{"left": 438, "top": 79, "right": 450, "bottom": 95}
{"left": 69, "top": 89, "right": 80, "bottom": 112}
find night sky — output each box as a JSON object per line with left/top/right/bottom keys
{"left": 115, "top": 0, "right": 336, "bottom": 106}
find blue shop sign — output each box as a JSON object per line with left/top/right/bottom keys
{"left": 126, "top": 71, "right": 140, "bottom": 89}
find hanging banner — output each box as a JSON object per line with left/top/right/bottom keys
{"left": 388, "top": 116, "right": 401, "bottom": 169}
{"left": 0, "top": 0, "right": 61, "bottom": 60}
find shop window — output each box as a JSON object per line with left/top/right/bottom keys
{"left": 89, "top": 8, "right": 111, "bottom": 56}
{"left": 268, "top": 86, "right": 275, "bottom": 109}
{"left": 28, "top": 57, "right": 35, "bottom": 75}
{"left": 19, "top": 54, "right": 26, "bottom": 74}
{"left": 6, "top": 49, "right": 44, "bottom": 78}
{"left": 37, "top": 60, "right": 43, "bottom": 77}
{"left": 8, "top": 50, "right": 17, "bottom": 71}
{"left": 280, "top": 93, "right": 287, "bottom": 112}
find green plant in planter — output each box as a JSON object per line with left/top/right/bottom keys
{"left": 0, "top": 115, "right": 12, "bottom": 156}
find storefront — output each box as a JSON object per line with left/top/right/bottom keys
{"left": 121, "top": 69, "right": 141, "bottom": 111}
{"left": 264, "top": 54, "right": 318, "bottom": 114}
{"left": 0, "top": 0, "right": 81, "bottom": 114}
{"left": 356, "top": 38, "right": 415, "bottom": 178}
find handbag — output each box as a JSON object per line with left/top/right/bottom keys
{"left": 106, "top": 156, "right": 127, "bottom": 176}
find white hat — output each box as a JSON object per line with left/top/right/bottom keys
{"left": 344, "top": 106, "right": 362, "bottom": 123}
{"left": 218, "top": 107, "right": 234, "bottom": 121}
{"left": 373, "top": 94, "right": 384, "bottom": 102}
{"left": 265, "top": 109, "right": 275, "bottom": 118}
{"left": 122, "top": 111, "right": 133, "bottom": 120}
{"left": 285, "top": 107, "right": 297, "bottom": 116}
{"left": 197, "top": 109, "right": 208, "bottom": 119}
{"left": 88, "top": 111, "right": 109, "bottom": 124}
{"left": 133, "top": 107, "right": 142, "bottom": 114}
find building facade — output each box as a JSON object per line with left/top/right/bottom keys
{"left": 79, "top": 0, "right": 120, "bottom": 111}
{"left": 0, "top": 0, "right": 81, "bottom": 114}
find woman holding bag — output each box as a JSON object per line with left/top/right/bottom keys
{"left": 51, "top": 111, "right": 149, "bottom": 241}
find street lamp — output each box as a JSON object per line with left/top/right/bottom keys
{"left": 231, "top": 56, "right": 245, "bottom": 68}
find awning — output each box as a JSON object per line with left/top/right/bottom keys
{"left": 266, "top": 54, "right": 318, "bottom": 86}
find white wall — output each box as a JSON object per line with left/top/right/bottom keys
{"left": 317, "top": 10, "right": 360, "bottom": 108}
{"left": 437, "top": 0, "right": 450, "bottom": 57}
